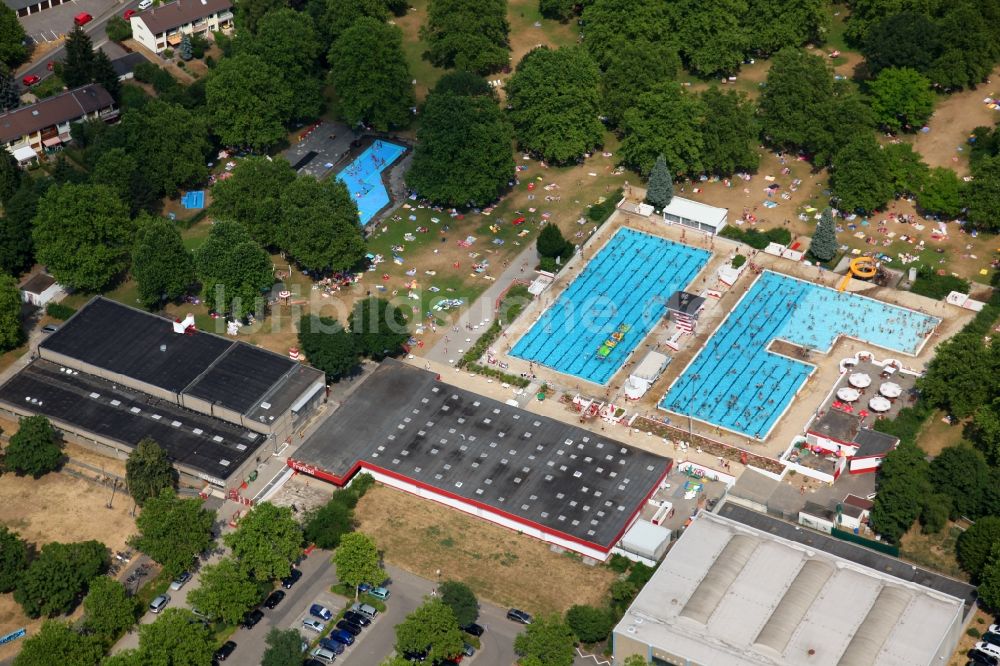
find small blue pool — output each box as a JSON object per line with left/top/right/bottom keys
{"left": 335, "top": 140, "right": 406, "bottom": 226}
{"left": 511, "top": 228, "right": 710, "bottom": 385}
{"left": 659, "top": 271, "right": 940, "bottom": 438}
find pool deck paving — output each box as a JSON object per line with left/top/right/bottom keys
{"left": 450, "top": 204, "right": 975, "bottom": 464}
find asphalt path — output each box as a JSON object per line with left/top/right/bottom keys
{"left": 18, "top": 0, "right": 138, "bottom": 91}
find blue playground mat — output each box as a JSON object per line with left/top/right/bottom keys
{"left": 181, "top": 191, "right": 205, "bottom": 209}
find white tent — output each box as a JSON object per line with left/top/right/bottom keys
{"left": 623, "top": 351, "right": 670, "bottom": 400}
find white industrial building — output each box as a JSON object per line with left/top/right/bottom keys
{"left": 613, "top": 505, "right": 975, "bottom": 666}
{"left": 660, "top": 197, "right": 728, "bottom": 235}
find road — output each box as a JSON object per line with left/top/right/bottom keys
{"left": 17, "top": 0, "right": 136, "bottom": 90}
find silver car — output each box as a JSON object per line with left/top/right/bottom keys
{"left": 302, "top": 618, "right": 326, "bottom": 633}
{"left": 149, "top": 594, "right": 170, "bottom": 614}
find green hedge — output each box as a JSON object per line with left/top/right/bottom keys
{"left": 45, "top": 303, "right": 77, "bottom": 320}
{"left": 732, "top": 254, "right": 746, "bottom": 269}
{"left": 587, "top": 188, "right": 623, "bottom": 224}
{"left": 910, "top": 265, "right": 970, "bottom": 300}
{"left": 720, "top": 225, "right": 792, "bottom": 249}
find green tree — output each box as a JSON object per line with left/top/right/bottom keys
{"left": 315, "top": 0, "right": 388, "bottom": 51}
{"left": 130, "top": 608, "right": 215, "bottom": 665}
{"left": 565, "top": 605, "right": 613, "bottom": 644}
{"left": 884, "top": 143, "right": 929, "bottom": 197}
{"left": 927, "top": 1, "right": 997, "bottom": 90}
{"left": 224, "top": 502, "right": 302, "bottom": 582}
{"left": 620, "top": 82, "right": 705, "bottom": 177}
{"left": 539, "top": 0, "right": 574, "bottom": 21}
{"left": 240, "top": 8, "right": 323, "bottom": 118}
{"left": 514, "top": 615, "right": 576, "bottom": 666}
{"left": 760, "top": 47, "right": 873, "bottom": 166}
{"left": 125, "top": 438, "right": 178, "bottom": 506}
{"left": 809, "top": 208, "right": 838, "bottom": 263}
{"left": 918, "top": 333, "right": 998, "bottom": 418}
{"left": 14, "top": 540, "right": 106, "bottom": 618}
{"left": 917, "top": 167, "right": 965, "bottom": 219}
{"left": 536, "top": 223, "right": 572, "bottom": 261}
{"left": 870, "top": 443, "right": 930, "bottom": 542}
{"left": 178, "top": 34, "right": 193, "bottom": 61}
{"left": 0, "top": 525, "right": 30, "bottom": 592}
{"left": 207, "top": 54, "right": 296, "bottom": 150}
{"left": 131, "top": 216, "right": 196, "bottom": 310}
{"left": 699, "top": 87, "right": 760, "bottom": 176}
{"left": 580, "top": 0, "right": 672, "bottom": 70}
{"left": 349, "top": 297, "right": 409, "bottom": 360}
{"left": 297, "top": 314, "right": 360, "bottom": 382}
{"left": 116, "top": 101, "right": 211, "bottom": 196}
{"left": 439, "top": 581, "right": 478, "bottom": 627}
{"left": 422, "top": 0, "right": 509, "bottom": 74}
{"left": 862, "top": 11, "right": 940, "bottom": 75}
{"left": 407, "top": 73, "right": 514, "bottom": 207}
{"left": 0, "top": 177, "right": 51, "bottom": 275}
{"left": 978, "top": 544, "right": 1000, "bottom": 610}
{"left": 4, "top": 415, "right": 62, "bottom": 477}
{"left": 132, "top": 489, "right": 214, "bottom": 577}
{"left": 333, "top": 532, "right": 384, "bottom": 597}
{"left": 91, "top": 148, "right": 157, "bottom": 216}
{"left": 744, "top": 0, "right": 826, "bottom": 56}
{"left": 329, "top": 18, "right": 414, "bottom": 130}
{"left": 61, "top": 27, "right": 96, "bottom": 88}
{"left": 958, "top": 516, "right": 1000, "bottom": 579}
{"left": 0, "top": 5, "right": 27, "bottom": 67}
{"left": 506, "top": 46, "right": 604, "bottom": 165}
{"left": 210, "top": 157, "right": 296, "bottom": 247}
{"left": 186, "top": 557, "right": 260, "bottom": 624}
{"left": 0, "top": 273, "right": 23, "bottom": 351}
{"left": 645, "top": 155, "right": 674, "bottom": 211}
{"left": 0, "top": 64, "right": 19, "bottom": 112}
{"left": 303, "top": 491, "right": 359, "bottom": 549}
{"left": 234, "top": 0, "right": 287, "bottom": 32}
{"left": 262, "top": 627, "right": 305, "bottom": 666}
{"left": 869, "top": 68, "right": 935, "bottom": 133}
{"left": 394, "top": 598, "right": 465, "bottom": 662}
{"left": 105, "top": 15, "right": 131, "bottom": 42}
{"left": 195, "top": 220, "right": 274, "bottom": 319}
{"left": 91, "top": 50, "right": 121, "bottom": 100}
{"left": 971, "top": 400, "right": 1000, "bottom": 465}
{"left": 12, "top": 620, "right": 104, "bottom": 666}
{"left": 928, "top": 444, "right": 991, "bottom": 519}
{"left": 82, "top": 576, "right": 139, "bottom": 644}
{"left": 920, "top": 494, "right": 950, "bottom": 534}
{"left": 673, "top": 0, "right": 747, "bottom": 76}
{"left": 282, "top": 177, "right": 365, "bottom": 272}
{"left": 599, "top": 39, "right": 681, "bottom": 129}
{"left": 831, "top": 134, "right": 894, "bottom": 214}
{"left": 967, "top": 155, "right": 1000, "bottom": 233}
{"left": 32, "top": 183, "right": 133, "bottom": 292}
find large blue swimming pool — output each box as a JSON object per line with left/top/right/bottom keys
{"left": 511, "top": 228, "right": 710, "bottom": 385}
{"left": 335, "top": 140, "right": 406, "bottom": 226}
{"left": 659, "top": 270, "right": 939, "bottom": 438}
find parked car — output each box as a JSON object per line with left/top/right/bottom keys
{"left": 73, "top": 11, "right": 92, "bottom": 25}
{"left": 462, "top": 643, "right": 475, "bottom": 657}
{"left": 328, "top": 629, "right": 355, "bottom": 646}
{"left": 319, "top": 638, "right": 345, "bottom": 654}
{"left": 983, "top": 633, "right": 1000, "bottom": 648}
{"left": 506, "top": 608, "right": 532, "bottom": 624}
{"left": 369, "top": 586, "right": 390, "bottom": 600}
{"left": 310, "top": 646, "right": 336, "bottom": 664}
{"left": 213, "top": 641, "right": 236, "bottom": 662}
{"left": 137, "top": 0, "right": 153, "bottom": 8}
{"left": 991, "top": 626, "right": 1000, "bottom": 637}
{"left": 122, "top": 8, "right": 135, "bottom": 18}
{"left": 303, "top": 618, "right": 326, "bottom": 633}
{"left": 169, "top": 572, "right": 191, "bottom": 590}
{"left": 343, "top": 610, "right": 371, "bottom": 627}
{"left": 149, "top": 594, "right": 170, "bottom": 614}
{"left": 41, "top": 324, "right": 59, "bottom": 333}
{"left": 351, "top": 602, "right": 378, "bottom": 619}
{"left": 303, "top": 660, "right": 328, "bottom": 666}
{"left": 461, "top": 623, "right": 484, "bottom": 637}
{"left": 264, "top": 590, "right": 285, "bottom": 609}
{"left": 241, "top": 609, "right": 263, "bottom": 629}
{"left": 357, "top": 583, "right": 372, "bottom": 594}
{"left": 311, "top": 604, "right": 333, "bottom": 621}
{"left": 281, "top": 568, "right": 302, "bottom": 589}
{"left": 976, "top": 642, "right": 1000, "bottom": 659}
{"left": 969, "top": 648, "right": 1000, "bottom": 666}
{"left": 403, "top": 650, "right": 428, "bottom": 662}
{"left": 335, "top": 619, "right": 362, "bottom": 636}
{"left": 21, "top": 74, "right": 39, "bottom": 86}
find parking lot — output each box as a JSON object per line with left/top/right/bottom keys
{"left": 20, "top": 0, "right": 124, "bottom": 46}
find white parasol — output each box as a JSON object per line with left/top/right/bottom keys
{"left": 868, "top": 396, "right": 892, "bottom": 412}
{"left": 836, "top": 387, "right": 861, "bottom": 402}
{"left": 879, "top": 382, "right": 902, "bottom": 398}
{"left": 848, "top": 372, "right": 872, "bottom": 388}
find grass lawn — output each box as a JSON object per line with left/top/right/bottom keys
{"left": 898, "top": 522, "right": 966, "bottom": 580}
{"left": 354, "top": 484, "right": 616, "bottom": 616}
{"left": 915, "top": 410, "right": 966, "bottom": 457}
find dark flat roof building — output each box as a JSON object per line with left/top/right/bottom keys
{"left": 290, "top": 359, "right": 671, "bottom": 559}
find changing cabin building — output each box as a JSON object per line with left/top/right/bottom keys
{"left": 660, "top": 196, "right": 728, "bottom": 235}
{"left": 0, "top": 297, "right": 326, "bottom": 488}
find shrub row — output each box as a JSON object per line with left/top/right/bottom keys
{"left": 587, "top": 188, "right": 623, "bottom": 224}
{"left": 45, "top": 302, "right": 76, "bottom": 320}
{"left": 720, "top": 225, "right": 791, "bottom": 249}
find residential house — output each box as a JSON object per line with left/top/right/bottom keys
{"left": 130, "top": 0, "right": 233, "bottom": 54}
{"left": 0, "top": 84, "right": 118, "bottom": 157}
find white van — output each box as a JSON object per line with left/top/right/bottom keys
{"left": 351, "top": 602, "right": 378, "bottom": 619}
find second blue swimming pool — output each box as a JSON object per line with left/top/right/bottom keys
{"left": 511, "top": 228, "right": 710, "bottom": 385}
{"left": 335, "top": 140, "right": 406, "bottom": 226}
{"left": 659, "top": 270, "right": 940, "bottom": 438}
